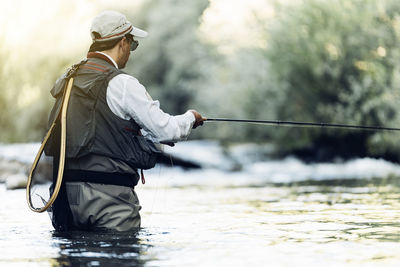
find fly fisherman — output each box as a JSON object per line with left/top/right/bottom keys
{"left": 47, "top": 10, "right": 206, "bottom": 231}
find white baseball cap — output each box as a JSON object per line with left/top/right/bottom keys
{"left": 90, "top": 10, "right": 148, "bottom": 42}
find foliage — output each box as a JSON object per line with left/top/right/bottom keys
{"left": 126, "top": 0, "right": 210, "bottom": 115}
{"left": 0, "top": 47, "right": 74, "bottom": 142}
{"left": 0, "top": 44, "right": 15, "bottom": 141}
{"left": 3, "top": 0, "right": 400, "bottom": 163}
{"left": 262, "top": 0, "right": 400, "bottom": 160}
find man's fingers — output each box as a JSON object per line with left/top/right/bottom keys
{"left": 190, "top": 110, "right": 207, "bottom": 129}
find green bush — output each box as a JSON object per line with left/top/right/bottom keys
{"left": 262, "top": 0, "right": 400, "bottom": 160}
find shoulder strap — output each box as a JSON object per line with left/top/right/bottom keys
{"left": 26, "top": 77, "right": 75, "bottom": 212}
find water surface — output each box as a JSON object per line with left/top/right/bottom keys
{"left": 1, "top": 168, "right": 400, "bottom": 266}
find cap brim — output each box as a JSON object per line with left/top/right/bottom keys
{"left": 130, "top": 26, "right": 148, "bottom": 38}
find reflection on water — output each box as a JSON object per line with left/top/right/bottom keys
{"left": 1, "top": 175, "right": 400, "bottom": 267}
{"left": 52, "top": 230, "right": 147, "bottom": 267}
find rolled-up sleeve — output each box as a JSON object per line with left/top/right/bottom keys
{"left": 107, "top": 74, "right": 195, "bottom": 143}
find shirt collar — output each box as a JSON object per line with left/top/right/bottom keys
{"left": 95, "top": 51, "right": 119, "bottom": 69}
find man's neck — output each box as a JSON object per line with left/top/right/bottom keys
{"left": 95, "top": 51, "right": 119, "bottom": 69}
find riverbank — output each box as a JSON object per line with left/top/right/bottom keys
{"left": 2, "top": 141, "right": 400, "bottom": 190}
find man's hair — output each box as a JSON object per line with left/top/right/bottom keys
{"left": 88, "top": 37, "right": 123, "bottom": 52}
{"left": 88, "top": 33, "right": 134, "bottom": 52}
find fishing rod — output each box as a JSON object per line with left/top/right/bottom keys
{"left": 206, "top": 118, "right": 400, "bottom": 132}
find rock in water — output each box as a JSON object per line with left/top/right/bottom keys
{"left": 6, "top": 173, "right": 27, "bottom": 190}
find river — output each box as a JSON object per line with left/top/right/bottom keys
{"left": 1, "top": 164, "right": 400, "bottom": 267}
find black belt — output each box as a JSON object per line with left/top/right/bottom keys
{"left": 64, "top": 169, "right": 139, "bottom": 187}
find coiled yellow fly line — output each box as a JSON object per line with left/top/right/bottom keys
{"left": 26, "top": 78, "right": 74, "bottom": 213}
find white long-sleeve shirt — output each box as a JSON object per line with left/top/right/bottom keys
{"left": 97, "top": 52, "right": 195, "bottom": 143}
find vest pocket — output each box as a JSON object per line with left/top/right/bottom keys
{"left": 127, "top": 135, "right": 161, "bottom": 169}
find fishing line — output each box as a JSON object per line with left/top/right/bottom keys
{"left": 146, "top": 149, "right": 176, "bottom": 227}
{"left": 206, "top": 118, "right": 400, "bottom": 132}
{"left": 146, "top": 162, "right": 162, "bottom": 228}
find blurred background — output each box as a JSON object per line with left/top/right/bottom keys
{"left": 2, "top": 0, "right": 400, "bottom": 162}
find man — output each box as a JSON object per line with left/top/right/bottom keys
{"left": 48, "top": 10, "right": 206, "bottom": 231}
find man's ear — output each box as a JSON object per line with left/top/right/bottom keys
{"left": 122, "top": 37, "right": 129, "bottom": 46}
{"left": 118, "top": 37, "right": 126, "bottom": 50}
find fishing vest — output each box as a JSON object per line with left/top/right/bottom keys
{"left": 46, "top": 55, "right": 155, "bottom": 187}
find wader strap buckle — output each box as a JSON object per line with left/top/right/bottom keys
{"left": 140, "top": 169, "right": 145, "bottom": 184}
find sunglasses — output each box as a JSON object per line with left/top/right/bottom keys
{"left": 126, "top": 34, "right": 139, "bottom": 51}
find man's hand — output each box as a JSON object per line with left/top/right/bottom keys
{"left": 189, "top": 110, "right": 207, "bottom": 129}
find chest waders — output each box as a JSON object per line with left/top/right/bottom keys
{"left": 26, "top": 77, "right": 74, "bottom": 213}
